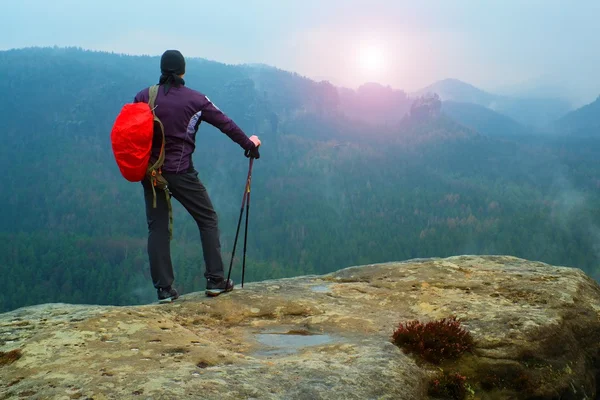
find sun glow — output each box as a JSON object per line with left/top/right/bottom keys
{"left": 359, "top": 46, "right": 385, "bottom": 72}
{"left": 356, "top": 39, "right": 389, "bottom": 80}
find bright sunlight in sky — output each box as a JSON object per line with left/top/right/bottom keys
{"left": 357, "top": 40, "right": 388, "bottom": 80}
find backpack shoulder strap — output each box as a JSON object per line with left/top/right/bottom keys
{"left": 148, "top": 85, "right": 159, "bottom": 109}
{"left": 147, "top": 85, "right": 166, "bottom": 170}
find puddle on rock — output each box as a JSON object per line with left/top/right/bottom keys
{"left": 310, "top": 285, "right": 332, "bottom": 293}
{"left": 254, "top": 329, "right": 337, "bottom": 357}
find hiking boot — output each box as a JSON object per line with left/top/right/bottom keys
{"left": 157, "top": 286, "right": 179, "bottom": 303}
{"left": 205, "top": 278, "right": 234, "bottom": 297}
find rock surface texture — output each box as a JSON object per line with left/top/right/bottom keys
{"left": 1, "top": 255, "right": 599, "bottom": 399}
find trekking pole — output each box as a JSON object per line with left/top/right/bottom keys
{"left": 226, "top": 154, "right": 256, "bottom": 286}
{"left": 241, "top": 169, "right": 252, "bottom": 287}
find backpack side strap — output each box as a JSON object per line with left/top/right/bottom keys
{"left": 146, "top": 85, "right": 173, "bottom": 240}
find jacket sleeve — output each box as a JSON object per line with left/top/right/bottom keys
{"left": 200, "top": 96, "right": 255, "bottom": 151}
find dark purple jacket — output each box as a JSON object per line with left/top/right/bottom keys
{"left": 134, "top": 84, "right": 255, "bottom": 173}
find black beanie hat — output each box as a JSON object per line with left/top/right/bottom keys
{"left": 160, "top": 50, "right": 186, "bottom": 75}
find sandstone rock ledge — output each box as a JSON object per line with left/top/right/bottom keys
{"left": 1, "top": 255, "right": 599, "bottom": 400}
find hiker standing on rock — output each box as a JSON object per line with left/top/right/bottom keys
{"left": 133, "top": 50, "right": 261, "bottom": 303}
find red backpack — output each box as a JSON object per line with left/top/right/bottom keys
{"left": 111, "top": 85, "right": 172, "bottom": 236}
{"left": 111, "top": 85, "right": 165, "bottom": 182}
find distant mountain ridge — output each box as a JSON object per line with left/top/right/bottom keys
{"left": 415, "top": 78, "right": 572, "bottom": 128}
{"left": 416, "top": 78, "right": 496, "bottom": 105}
{"left": 441, "top": 100, "right": 530, "bottom": 137}
{"left": 555, "top": 95, "right": 600, "bottom": 136}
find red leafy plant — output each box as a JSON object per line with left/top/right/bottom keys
{"left": 392, "top": 316, "right": 474, "bottom": 364}
{"left": 0, "top": 349, "right": 23, "bottom": 367}
{"left": 428, "top": 371, "right": 468, "bottom": 399}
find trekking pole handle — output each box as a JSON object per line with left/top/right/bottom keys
{"left": 245, "top": 146, "right": 260, "bottom": 159}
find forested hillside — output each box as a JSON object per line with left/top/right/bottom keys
{"left": 1, "top": 47, "right": 599, "bottom": 313}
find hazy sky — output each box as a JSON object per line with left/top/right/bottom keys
{"left": 2, "top": 0, "right": 599, "bottom": 105}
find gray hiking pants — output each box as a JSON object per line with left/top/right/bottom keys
{"left": 142, "top": 169, "right": 225, "bottom": 289}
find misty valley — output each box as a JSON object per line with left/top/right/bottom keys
{"left": 1, "top": 47, "right": 599, "bottom": 313}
